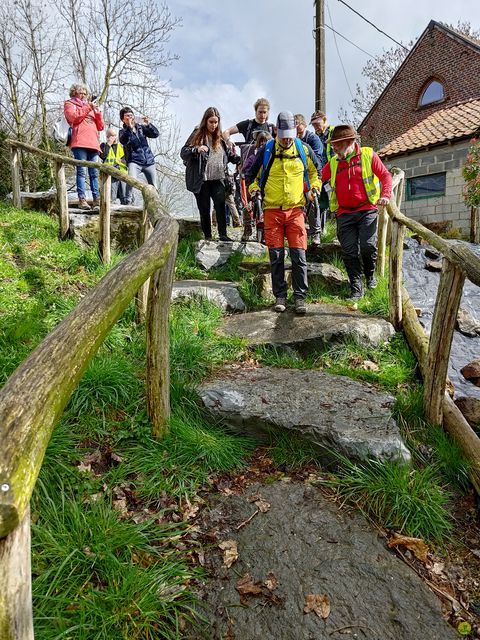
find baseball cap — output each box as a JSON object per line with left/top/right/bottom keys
{"left": 276, "top": 111, "right": 296, "bottom": 139}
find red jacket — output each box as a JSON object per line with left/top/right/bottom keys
{"left": 64, "top": 97, "right": 104, "bottom": 152}
{"left": 321, "top": 144, "right": 392, "bottom": 216}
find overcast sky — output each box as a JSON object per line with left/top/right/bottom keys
{"left": 165, "top": 0, "right": 478, "bottom": 145}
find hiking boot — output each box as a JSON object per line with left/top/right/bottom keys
{"left": 347, "top": 288, "right": 363, "bottom": 301}
{"left": 311, "top": 233, "right": 321, "bottom": 246}
{"left": 294, "top": 298, "right": 307, "bottom": 314}
{"left": 92, "top": 197, "right": 100, "bottom": 208}
{"left": 218, "top": 235, "right": 233, "bottom": 242}
{"left": 274, "top": 297, "right": 286, "bottom": 312}
{"left": 78, "top": 198, "right": 91, "bottom": 210}
{"left": 366, "top": 275, "right": 377, "bottom": 290}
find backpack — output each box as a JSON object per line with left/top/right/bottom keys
{"left": 258, "top": 138, "right": 310, "bottom": 194}
{"left": 245, "top": 119, "right": 275, "bottom": 143}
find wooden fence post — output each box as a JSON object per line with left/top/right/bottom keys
{"left": 10, "top": 146, "right": 21, "bottom": 209}
{"left": 135, "top": 207, "right": 154, "bottom": 321}
{"left": 146, "top": 238, "right": 178, "bottom": 438}
{"left": 99, "top": 172, "right": 111, "bottom": 264}
{"left": 388, "top": 220, "right": 405, "bottom": 329}
{"left": 376, "top": 205, "right": 388, "bottom": 276}
{"left": 424, "top": 259, "right": 466, "bottom": 425}
{"left": 0, "top": 507, "right": 34, "bottom": 640}
{"left": 471, "top": 206, "right": 479, "bottom": 244}
{"left": 55, "top": 161, "right": 69, "bottom": 239}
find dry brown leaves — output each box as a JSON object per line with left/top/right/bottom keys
{"left": 235, "top": 572, "right": 282, "bottom": 606}
{"left": 303, "top": 593, "right": 331, "bottom": 619}
{"left": 218, "top": 540, "right": 238, "bottom": 568}
{"left": 388, "top": 533, "right": 429, "bottom": 564}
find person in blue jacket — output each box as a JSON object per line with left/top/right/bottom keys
{"left": 118, "top": 106, "right": 159, "bottom": 205}
{"left": 295, "top": 114, "right": 324, "bottom": 245}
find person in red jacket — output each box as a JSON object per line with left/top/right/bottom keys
{"left": 321, "top": 125, "right": 392, "bottom": 300}
{"left": 64, "top": 84, "right": 104, "bottom": 210}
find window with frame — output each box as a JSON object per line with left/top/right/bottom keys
{"left": 419, "top": 80, "right": 445, "bottom": 107}
{"left": 407, "top": 173, "right": 446, "bottom": 200}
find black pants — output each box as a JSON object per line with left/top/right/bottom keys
{"left": 336, "top": 209, "right": 378, "bottom": 286}
{"left": 268, "top": 247, "right": 308, "bottom": 300}
{"left": 194, "top": 180, "right": 227, "bottom": 239}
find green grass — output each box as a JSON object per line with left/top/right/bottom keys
{"left": 255, "top": 333, "right": 417, "bottom": 392}
{"left": 269, "top": 431, "right": 321, "bottom": 470}
{"left": 0, "top": 204, "right": 255, "bottom": 639}
{"left": 323, "top": 455, "right": 453, "bottom": 543}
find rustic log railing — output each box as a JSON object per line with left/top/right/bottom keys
{"left": 379, "top": 167, "right": 480, "bottom": 492}
{"left": 1, "top": 141, "right": 178, "bottom": 639}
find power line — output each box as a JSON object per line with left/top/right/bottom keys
{"left": 337, "top": 0, "right": 409, "bottom": 52}
{"left": 322, "top": 23, "right": 376, "bottom": 58}
{"left": 327, "top": 2, "right": 354, "bottom": 100}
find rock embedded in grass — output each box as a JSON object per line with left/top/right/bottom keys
{"left": 172, "top": 280, "right": 246, "bottom": 312}
{"left": 195, "top": 240, "right": 267, "bottom": 270}
{"left": 198, "top": 365, "right": 410, "bottom": 464}
{"left": 220, "top": 303, "right": 395, "bottom": 353}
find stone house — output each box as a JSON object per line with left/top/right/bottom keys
{"left": 358, "top": 21, "right": 480, "bottom": 237}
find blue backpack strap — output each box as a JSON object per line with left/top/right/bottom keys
{"left": 294, "top": 138, "right": 310, "bottom": 190}
{"left": 259, "top": 139, "right": 276, "bottom": 191}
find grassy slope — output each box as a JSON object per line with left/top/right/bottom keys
{"left": 0, "top": 205, "right": 472, "bottom": 638}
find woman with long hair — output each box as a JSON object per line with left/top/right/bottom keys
{"left": 181, "top": 107, "right": 239, "bottom": 241}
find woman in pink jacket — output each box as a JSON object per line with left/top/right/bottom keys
{"left": 64, "top": 83, "right": 104, "bottom": 210}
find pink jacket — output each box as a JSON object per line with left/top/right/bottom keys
{"left": 64, "top": 97, "right": 104, "bottom": 152}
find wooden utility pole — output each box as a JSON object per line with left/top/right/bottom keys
{"left": 315, "top": 0, "right": 326, "bottom": 112}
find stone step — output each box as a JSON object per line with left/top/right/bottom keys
{"left": 220, "top": 302, "right": 394, "bottom": 353}
{"left": 198, "top": 365, "right": 410, "bottom": 463}
{"left": 172, "top": 280, "right": 245, "bottom": 312}
{"left": 195, "top": 240, "right": 268, "bottom": 270}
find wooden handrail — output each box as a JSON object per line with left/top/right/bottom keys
{"left": 0, "top": 215, "right": 178, "bottom": 539}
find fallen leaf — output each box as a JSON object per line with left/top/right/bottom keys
{"left": 236, "top": 574, "right": 263, "bottom": 602}
{"left": 264, "top": 571, "right": 278, "bottom": 591}
{"left": 361, "top": 360, "right": 380, "bottom": 372}
{"left": 196, "top": 549, "right": 205, "bottom": 567}
{"left": 388, "top": 533, "right": 429, "bottom": 564}
{"left": 304, "top": 593, "right": 331, "bottom": 619}
{"left": 431, "top": 561, "right": 445, "bottom": 576}
{"left": 112, "top": 498, "right": 128, "bottom": 515}
{"left": 219, "top": 540, "right": 238, "bottom": 568}
{"left": 77, "top": 462, "right": 92, "bottom": 473}
{"left": 254, "top": 498, "right": 271, "bottom": 513}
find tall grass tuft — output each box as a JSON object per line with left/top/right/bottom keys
{"left": 269, "top": 431, "right": 321, "bottom": 470}
{"left": 325, "top": 455, "right": 453, "bottom": 542}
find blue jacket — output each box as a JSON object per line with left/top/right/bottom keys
{"left": 300, "top": 130, "right": 324, "bottom": 169}
{"left": 119, "top": 123, "right": 159, "bottom": 167}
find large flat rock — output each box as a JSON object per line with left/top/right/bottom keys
{"left": 172, "top": 280, "right": 246, "bottom": 312}
{"left": 195, "top": 240, "right": 267, "bottom": 270}
{"left": 198, "top": 366, "right": 410, "bottom": 463}
{"left": 221, "top": 303, "right": 394, "bottom": 353}
{"left": 193, "top": 482, "right": 456, "bottom": 640}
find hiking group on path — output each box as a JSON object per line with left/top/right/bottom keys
{"left": 62, "top": 82, "right": 392, "bottom": 310}
{"left": 181, "top": 97, "right": 392, "bottom": 310}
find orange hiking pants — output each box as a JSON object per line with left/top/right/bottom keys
{"left": 264, "top": 207, "right": 307, "bottom": 250}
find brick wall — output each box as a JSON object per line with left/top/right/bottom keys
{"left": 359, "top": 24, "right": 480, "bottom": 149}
{"left": 387, "top": 141, "right": 471, "bottom": 236}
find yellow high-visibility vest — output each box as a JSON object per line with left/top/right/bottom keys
{"left": 104, "top": 143, "right": 127, "bottom": 172}
{"left": 328, "top": 146, "right": 380, "bottom": 212}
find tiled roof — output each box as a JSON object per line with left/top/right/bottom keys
{"left": 378, "top": 98, "right": 480, "bottom": 158}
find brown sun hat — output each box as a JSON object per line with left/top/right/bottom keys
{"left": 327, "top": 124, "right": 357, "bottom": 143}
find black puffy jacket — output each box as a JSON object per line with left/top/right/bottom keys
{"left": 119, "top": 123, "right": 159, "bottom": 167}
{"left": 180, "top": 129, "right": 239, "bottom": 194}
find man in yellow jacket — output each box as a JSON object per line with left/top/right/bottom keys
{"left": 247, "top": 111, "right": 321, "bottom": 314}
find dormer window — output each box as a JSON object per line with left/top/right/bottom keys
{"left": 419, "top": 80, "right": 445, "bottom": 107}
